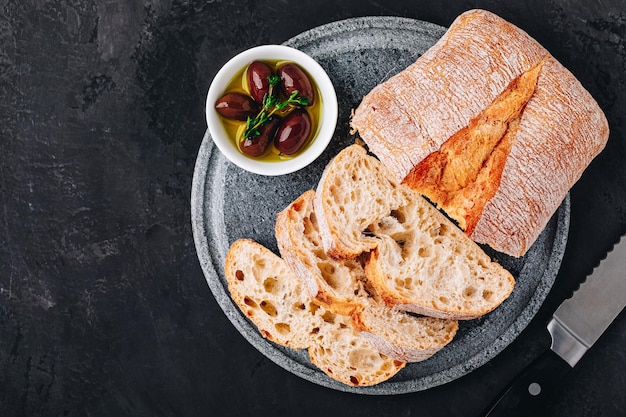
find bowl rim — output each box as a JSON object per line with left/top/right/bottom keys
{"left": 205, "top": 44, "right": 338, "bottom": 176}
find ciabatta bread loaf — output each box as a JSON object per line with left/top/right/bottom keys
{"left": 275, "top": 190, "right": 459, "bottom": 361}
{"left": 225, "top": 238, "right": 406, "bottom": 386}
{"left": 350, "top": 9, "right": 609, "bottom": 257}
{"left": 314, "top": 144, "right": 515, "bottom": 319}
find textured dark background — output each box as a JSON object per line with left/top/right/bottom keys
{"left": 1, "top": 1, "right": 625, "bottom": 416}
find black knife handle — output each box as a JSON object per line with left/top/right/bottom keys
{"left": 482, "top": 349, "right": 572, "bottom": 417}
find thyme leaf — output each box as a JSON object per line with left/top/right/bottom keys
{"left": 243, "top": 76, "right": 311, "bottom": 140}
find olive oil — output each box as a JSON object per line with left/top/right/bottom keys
{"left": 217, "top": 60, "right": 323, "bottom": 162}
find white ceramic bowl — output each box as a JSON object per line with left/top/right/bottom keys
{"left": 206, "top": 45, "right": 338, "bottom": 176}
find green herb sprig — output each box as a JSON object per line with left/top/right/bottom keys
{"left": 243, "top": 75, "right": 310, "bottom": 140}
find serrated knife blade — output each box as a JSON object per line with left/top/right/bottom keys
{"left": 549, "top": 236, "right": 626, "bottom": 367}
{"left": 483, "top": 234, "right": 626, "bottom": 417}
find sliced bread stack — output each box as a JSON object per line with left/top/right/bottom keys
{"left": 225, "top": 144, "right": 515, "bottom": 387}
{"left": 276, "top": 190, "right": 459, "bottom": 362}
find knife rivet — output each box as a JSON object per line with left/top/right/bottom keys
{"left": 528, "top": 382, "right": 542, "bottom": 396}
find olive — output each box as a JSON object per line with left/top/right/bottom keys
{"left": 274, "top": 109, "right": 311, "bottom": 155}
{"left": 215, "top": 92, "right": 258, "bottom": 121}
{"left": 247, "top": 61, "right": 274, "bottom": 104}
{"left": 277, "top": 64, "right": 314, "bottom": 105}
{"left": 240, "top": 118, "right": 281, "bottom": 157}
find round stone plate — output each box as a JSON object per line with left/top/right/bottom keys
{"left": 191, "top": 16, "right": 569, "bottom": 394}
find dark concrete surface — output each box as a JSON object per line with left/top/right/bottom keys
{"left": 0, "top": 1, "right": 624, "bottom": 416}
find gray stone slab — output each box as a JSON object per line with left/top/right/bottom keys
{"left": 191, "top": 16, "right": 569, "bottom": 394}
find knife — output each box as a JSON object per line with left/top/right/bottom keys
{"left": 483, "top": 234, "right": 626, "bottom": 417}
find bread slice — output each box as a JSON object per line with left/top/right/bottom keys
{"left": 225, "top": 238, "right": 406, "bottom": 386}
{"left": 275, "top": 190, "right": 370, "bottom": 315}
{"left": 276, "top": 190, "right": 459, "bottom": 361}
{"left": 306, "top": 320, "right": 404, "bottom": 387}
{"left": 350, "top": 303, "right": 459, "bottom": 362}
{"left": 275, "top": 190, "right": 369, "bottom": 315}
{"left": 314, "top": 145, "right": 407, "bottom": 259}
{"left": 314, "top": 144, "right": 515, "bottom": 319}
{"left": 364, "top": 188, "right": 515, "bottom": 319}
{"left": 225, "top": 238, "right": 316, "bottom": 349}
{"left": 350, "top": 9, "right": 609, "bottom": 257}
